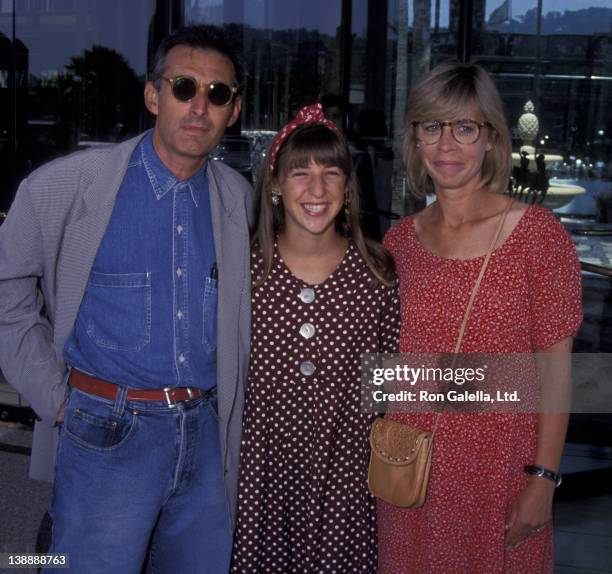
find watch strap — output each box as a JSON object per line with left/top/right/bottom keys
{"left": 524, "top": 464, "right": 563, "bottom": 488}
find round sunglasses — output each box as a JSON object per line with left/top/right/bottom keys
{"left": 162, "top": 76, "right": 239, "bottom": 106}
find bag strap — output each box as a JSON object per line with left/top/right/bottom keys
{"left": 431, "top": 198, "right": 513, "bottom": 438}
{"left": 454, "top": 197, "right": 513, "bottom": 354}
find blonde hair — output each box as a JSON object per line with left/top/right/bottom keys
{"left": 403, "top": 62, "right": 512, "bottom": 198}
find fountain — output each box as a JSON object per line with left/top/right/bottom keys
{"left": 509, "top": 101, "right": 585, "bottom": 209}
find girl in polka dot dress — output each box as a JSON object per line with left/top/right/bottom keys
{"left": 378, "top": 63, "right": 582, "bottom": 573}
{"left": 230, "top": 104, "right": 400, "bottom": 573}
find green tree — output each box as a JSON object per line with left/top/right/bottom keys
{"left": 64, "top": 45, "right": 141, "bottom": 141}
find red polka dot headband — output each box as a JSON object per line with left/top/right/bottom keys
{"left": 268, "top": 103, "right": 343, "bottom": 173}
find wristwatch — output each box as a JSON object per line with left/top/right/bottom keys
{"left": 524, "top": 464, "right": 563, "bottom": 488}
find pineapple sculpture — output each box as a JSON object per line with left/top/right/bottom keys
{"left": 510, "top": 100, "right": 548, "bottom": 203}
{"left": 518, "top": 100, "right": 539, "bottom": 151}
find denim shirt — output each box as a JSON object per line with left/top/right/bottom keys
{"left": 64, "top": 132, "right": 217, "bottom": 390}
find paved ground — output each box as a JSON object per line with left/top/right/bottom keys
{"left": 0, "top": 423, "right": 51, "bottom": 574}
{"left": 1, "top": 421, "right": 611, "bottom": 573}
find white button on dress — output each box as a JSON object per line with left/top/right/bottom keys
{"left": 298, "top": 288, "right": 315, "bottom": 304}
{"left": 299, "top": 322, "right": 316, "bottom": 339}
{"left": 300, "top": 361, "right": 316, "bottom": 376}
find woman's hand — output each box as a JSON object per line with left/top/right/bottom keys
{"left": 504, "top": 337, "right": 573, "bottom": 547}
{"left": 504, "top": 476, "right": 555, "bottom": 548}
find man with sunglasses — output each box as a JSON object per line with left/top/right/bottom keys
{"left": 0, "top": 25, "right": 252, "bottom": 573}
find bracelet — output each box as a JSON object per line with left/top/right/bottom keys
{"left": 524, "top": 464, "right": 563, "bottom": 488}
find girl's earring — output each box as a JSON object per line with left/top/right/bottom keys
{"left": 272, "top": 190, "right": 281, "bottom": 206}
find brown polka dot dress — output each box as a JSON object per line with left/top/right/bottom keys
{"left": 378, "top": 205, "right": 583, "bottom": 574}
{"left": 231, "top": 242, "right": 400, "bottom": 573}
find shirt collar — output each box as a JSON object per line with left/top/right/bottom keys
{"left": 140, "top": 131, "right": 207, "bottom": 206}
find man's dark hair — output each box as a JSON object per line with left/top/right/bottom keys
{"left": 149, "top": 25, "right": 243, "bottom": 87}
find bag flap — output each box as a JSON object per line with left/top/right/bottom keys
{"left": 369, "top": 417, "right": 431, "bottom": 466}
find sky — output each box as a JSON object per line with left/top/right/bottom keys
{"left": 0, "top": 1, "right": 154, "bottom": 78}
{"left": 505, "top": 0, "right": 612, "bottom": 20}
{"left": 400, "top": 0, "right": 612, "bottom": 32}
{"left": 347, "top": 0, "right": 612, "bottom": 37}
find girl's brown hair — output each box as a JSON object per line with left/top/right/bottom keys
{"left": 253, "top": 124, "right": 395, "bottom": 286}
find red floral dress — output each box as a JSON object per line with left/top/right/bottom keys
{"left": 378, "top": 205, "right": 583, "bottom": 574}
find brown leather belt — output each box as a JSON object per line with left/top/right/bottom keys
{"left": 69, "top": 369, "right": 212, "bottom": 407}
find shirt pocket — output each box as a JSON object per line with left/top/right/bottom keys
{"left": 203, "top": 276, "right": 218, "bottom": 352}
{"left": 84, "top": 271, "right": 151, "bottom": 352}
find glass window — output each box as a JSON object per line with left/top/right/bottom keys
{"left": 0, "top": 0, "right": 156, "bottom": 210}
{"left": 474, "top": 0, "right": 612, "bottom": 219}
{"left": 186, "top": 0, "right": 343, "bottom": 131}
{"left": 185, "top": 0, "right": 344, "bottom": 185}
{"left": 0, "top": 8, "right": 13, "bottom": 212}
{"left": 474, "top": 0, "right": 612, "bottom": 282}
{"left": 365, "top": 0, "right": 460, "bottom": 226}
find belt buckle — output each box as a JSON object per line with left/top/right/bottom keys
{"left": 163, "top": 387, "right": 179, "bottom": 408}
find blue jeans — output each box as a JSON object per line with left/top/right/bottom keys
{"left": 45, "top": 385, "right": 232, "bottom": 574}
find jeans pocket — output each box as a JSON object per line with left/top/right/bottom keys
{"left": 84, "top": 271, "right": 151, "bottom": 352}
{"left": 203, "top": 276, "right": 218, "bottom": 352}
{"left": 64, "top": 391, "right": 138, "bottom": 451}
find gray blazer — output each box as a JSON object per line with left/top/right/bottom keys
{"left": 0, "top": 132, "right": 253, "bottom": 526}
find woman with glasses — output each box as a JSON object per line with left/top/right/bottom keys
{"left": 377, "top": 63, "right": 582, "bottom": 573}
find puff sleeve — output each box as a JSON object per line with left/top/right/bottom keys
{"left": 526, "top": 208, "right": 583, "bottom": 350}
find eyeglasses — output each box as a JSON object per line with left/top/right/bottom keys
{"left": 162, "top": 76, "right": 239, "bottom": 106}
{"left": 413, "top": 119, "right": 493, "bottom": 145}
